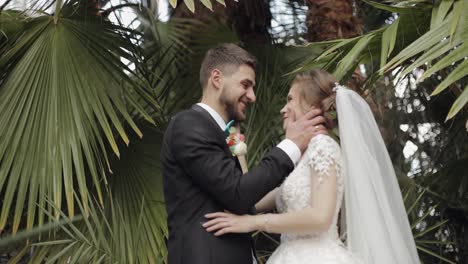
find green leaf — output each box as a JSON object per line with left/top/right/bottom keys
{"left": 430, "top": 0, "right": 453, "bottom": 29}
{"left": 446, "top": 85, "right": 468, "bottom": 120}
{"left": 54, "top": 0, "right": 63, "bottom": 24}
{"left": 411, "top": 204, "right": 439, "bottom": 229}
{"left": 449, "top": 0, "right": 464, "bottom": 41}
{"left": 45, "top": 241, "right": 79, "bottom": 264}
{"left": 315, "top": 37, "right": 358, "bottom": 61}
{"left": 184, "top": 0, "right": 195, "bottom": 12}
{"left": 419, "top": 43, "right": 467, "bottom": 81}
{"left": 431, "top": 58, "right": 468, "bottom": 95}
{"left": 416, "top": 240, "right": 456, "bottom": 245}
{"left": 385, "top": 18, "right": 450, "bottom": 71}
{"left": 0, "top": 9, "right": 155, "bottom": 233}
{"left": 106, "top": 123, "right": 168, "bottom": 261}
{"left": 407, "top": 190, "right": 426, "bottom": 215}
{"left": 215, "top": 0, "right": 226, "bottom": 6}
{"left": 4, "top": 245, "right": 29, "bottom": 264}
{"left": 20, "top": 124, "right": 168, "bottom": 263}
{"left": 33, "top": 239, "right": 75, "bottom": 246}
{"left": 417, "top": 245, "right": 457, "bottom": 264}
{"left": 362, "top": 0, "right": 425, "bottom": 14}
{"left": 169, "top": 0, "right": 177, "bottom": 8}
{"left": 414, "top": 219, "right": 450, "bottom": 238}
{"left": 200, "top": 0, "right": 213, "bottom": 11}
{"left": 334, "top": 34, "right": 375, "bottom": 80}
{"left": 399, "top": 37, "right": 458, "bottom": 78}
{"left": 0, "top": 216, "right": 80, "bottom": 249}
{"left": 380, "top": 19, "right": 400, "bottom": 69}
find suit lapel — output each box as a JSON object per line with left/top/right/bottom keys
{"left": 191, "top": 104, "right": 233, "bottom": 157}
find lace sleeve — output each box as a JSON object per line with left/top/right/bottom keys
{"left": 306, "top": 135, "right": 341, "bottom": 188}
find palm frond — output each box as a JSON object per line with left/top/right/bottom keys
{"left": 2, "top": 123, "right": 168, "bottom": 263}
{"left": 403, "top": 184, "right": 459, "bottom": 263}
{"left": 139, "top": 15, "right": 239, "bottom": 119}
{"left": 297, "top": 0, "right": 467, "bottom": 120}
{"left": 169, "top": 0, "right": 226, "bottom": 13}
{"left": 0, "top": 2, "right": 155, "bottom": 233}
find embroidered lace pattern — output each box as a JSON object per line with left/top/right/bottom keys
{"left": 268, "top": 135, "right": 361, "bottom": 264}
{"left": 276, "top": 134, "right": 342, "bottom": 242}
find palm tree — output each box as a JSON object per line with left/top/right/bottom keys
{"left": 0, "top": 0, "right": 214, "bottom": 262}
{"left": 0, "top": 0, "right": 466, "bottom": 263}
{"left": 305, "top": 0, "right": 362, "bottom": 41}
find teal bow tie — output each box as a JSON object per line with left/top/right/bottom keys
{"left": 224, "top": 120, "right": 235, "bottom": 135}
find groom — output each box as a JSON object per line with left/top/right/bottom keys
{"left": 161, "top": 43, "right": 325, "bottom": 264}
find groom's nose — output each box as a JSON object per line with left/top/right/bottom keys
{"left": 246, "top": 88, "right": 256, "bottom": 103}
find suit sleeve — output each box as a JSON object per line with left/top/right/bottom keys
{"left": 170, "top": 115, "right": 294, "bottom": 214}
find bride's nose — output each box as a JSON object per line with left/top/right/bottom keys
{"left": 280, "top": 105, "right": 287, "bottom": 115}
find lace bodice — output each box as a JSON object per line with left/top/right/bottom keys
{"left": 276, "top": 134, "right": 344, "bottom": 243}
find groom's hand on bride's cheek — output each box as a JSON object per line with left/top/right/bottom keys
{"left": 286, "top": 109, "right": 325, "bottom": 153}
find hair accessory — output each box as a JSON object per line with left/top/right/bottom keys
{"left": 332, "top": 82, "right": 341, "bottom": 92}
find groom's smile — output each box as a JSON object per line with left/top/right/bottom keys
{"left": 238, "top": 100, "right": 248, "bottom": 113}
{"left": 220, "top": 64, "right": 256, "bottom": 122}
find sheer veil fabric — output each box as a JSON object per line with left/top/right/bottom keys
{"left": 335, "top": 85, "right": 420, "bottom": 264}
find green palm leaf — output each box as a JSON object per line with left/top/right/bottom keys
{"left": 295, "top": 4, "right": 428, "bottom": 85}
{"left": 169, "top": 0, "right": 225, "bottom": 12}
{"left": 403, "top": 184, "right": 458, "bottom": 264}
{"left": 105, "top": 123, "right": 168, "bottom": 263}
{"left": 32, "top": 124, "right": 167, "bottom": 263}
{"left": 0, "top": 10, "right": 28, "bottom": 50}
{"left": 383, "top": 0, "right": 468, "bottom": 118}
{"left": 1, "top": 123, "right": 168, "bottom": 263}
{"left": 0, "top": 3, "right": 155, "bottom": 234}
{"left": 297, "top": 0, "right": 467, "bottom": 119}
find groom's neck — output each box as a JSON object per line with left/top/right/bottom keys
{"left": 200, "top": 97, "right": 229, "bottom": 123}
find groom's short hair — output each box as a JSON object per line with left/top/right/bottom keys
{"left": 200, "top": 43, "right": 257, "bottom": 89}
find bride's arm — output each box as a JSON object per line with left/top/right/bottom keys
{"left": 204, "top": 166, "right": 337, "bottom": 235}
{"left": 254, "top": 188, "right": 279, "bottom": 213}
{"left": 258, "top": 167, "right": 337, "bottom": 234}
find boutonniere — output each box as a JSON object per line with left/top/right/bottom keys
{"left": 225, "top": 124, "right": 247, "bottom": 157}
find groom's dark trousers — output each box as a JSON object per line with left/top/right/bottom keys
{"left": 161, "top": 105, "right": 295, "bottom": 264}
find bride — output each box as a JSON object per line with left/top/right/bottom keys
{"left": 203, "top": 69, "right": 420, "bottom": 264}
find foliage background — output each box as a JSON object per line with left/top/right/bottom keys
{"left": 0, "top": 0, "right": 466, "bottom": 263}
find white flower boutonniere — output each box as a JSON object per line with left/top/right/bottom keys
{"left": 226, "top": 127, "right": 247, "bottom": 156}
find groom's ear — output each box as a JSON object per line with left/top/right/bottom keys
{"left": 211, "top": 69, "right": 223, "bottom": 90}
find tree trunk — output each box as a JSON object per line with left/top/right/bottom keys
{"left": 305, "top": 0, "right": 362, "bottom": 42}
{"left": 88, "top": 0, "right": 101, "bottom": 15}
{"left": 305, "top": 0, "right": 366, "bottom": 99}
{"left": 225, "top": 0, "right": 271, "bottom": 43}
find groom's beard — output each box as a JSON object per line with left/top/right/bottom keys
{"left": 220, "top": 89, "right": 243, "bottom": 122}
{"left": 221, "top": 98, "right": 238, "bottom": 121}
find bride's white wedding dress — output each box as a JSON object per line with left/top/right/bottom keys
{"left": 267, "top": 134, "right": 362, "bottom": 264}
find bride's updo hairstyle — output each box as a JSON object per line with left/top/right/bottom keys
{"left": 292, "top": 69, "right": 338, "bottom": 129}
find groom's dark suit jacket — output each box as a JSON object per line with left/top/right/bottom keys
{"left": 161, "top": 104, "right": 295, "bottom": 264}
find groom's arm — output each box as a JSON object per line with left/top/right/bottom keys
{"left": 171, "top": 115, "right": 295, "bottom": 215}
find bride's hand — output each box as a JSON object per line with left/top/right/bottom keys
{"left": 203, "top": 212, "right": 258, "bottom": 236}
